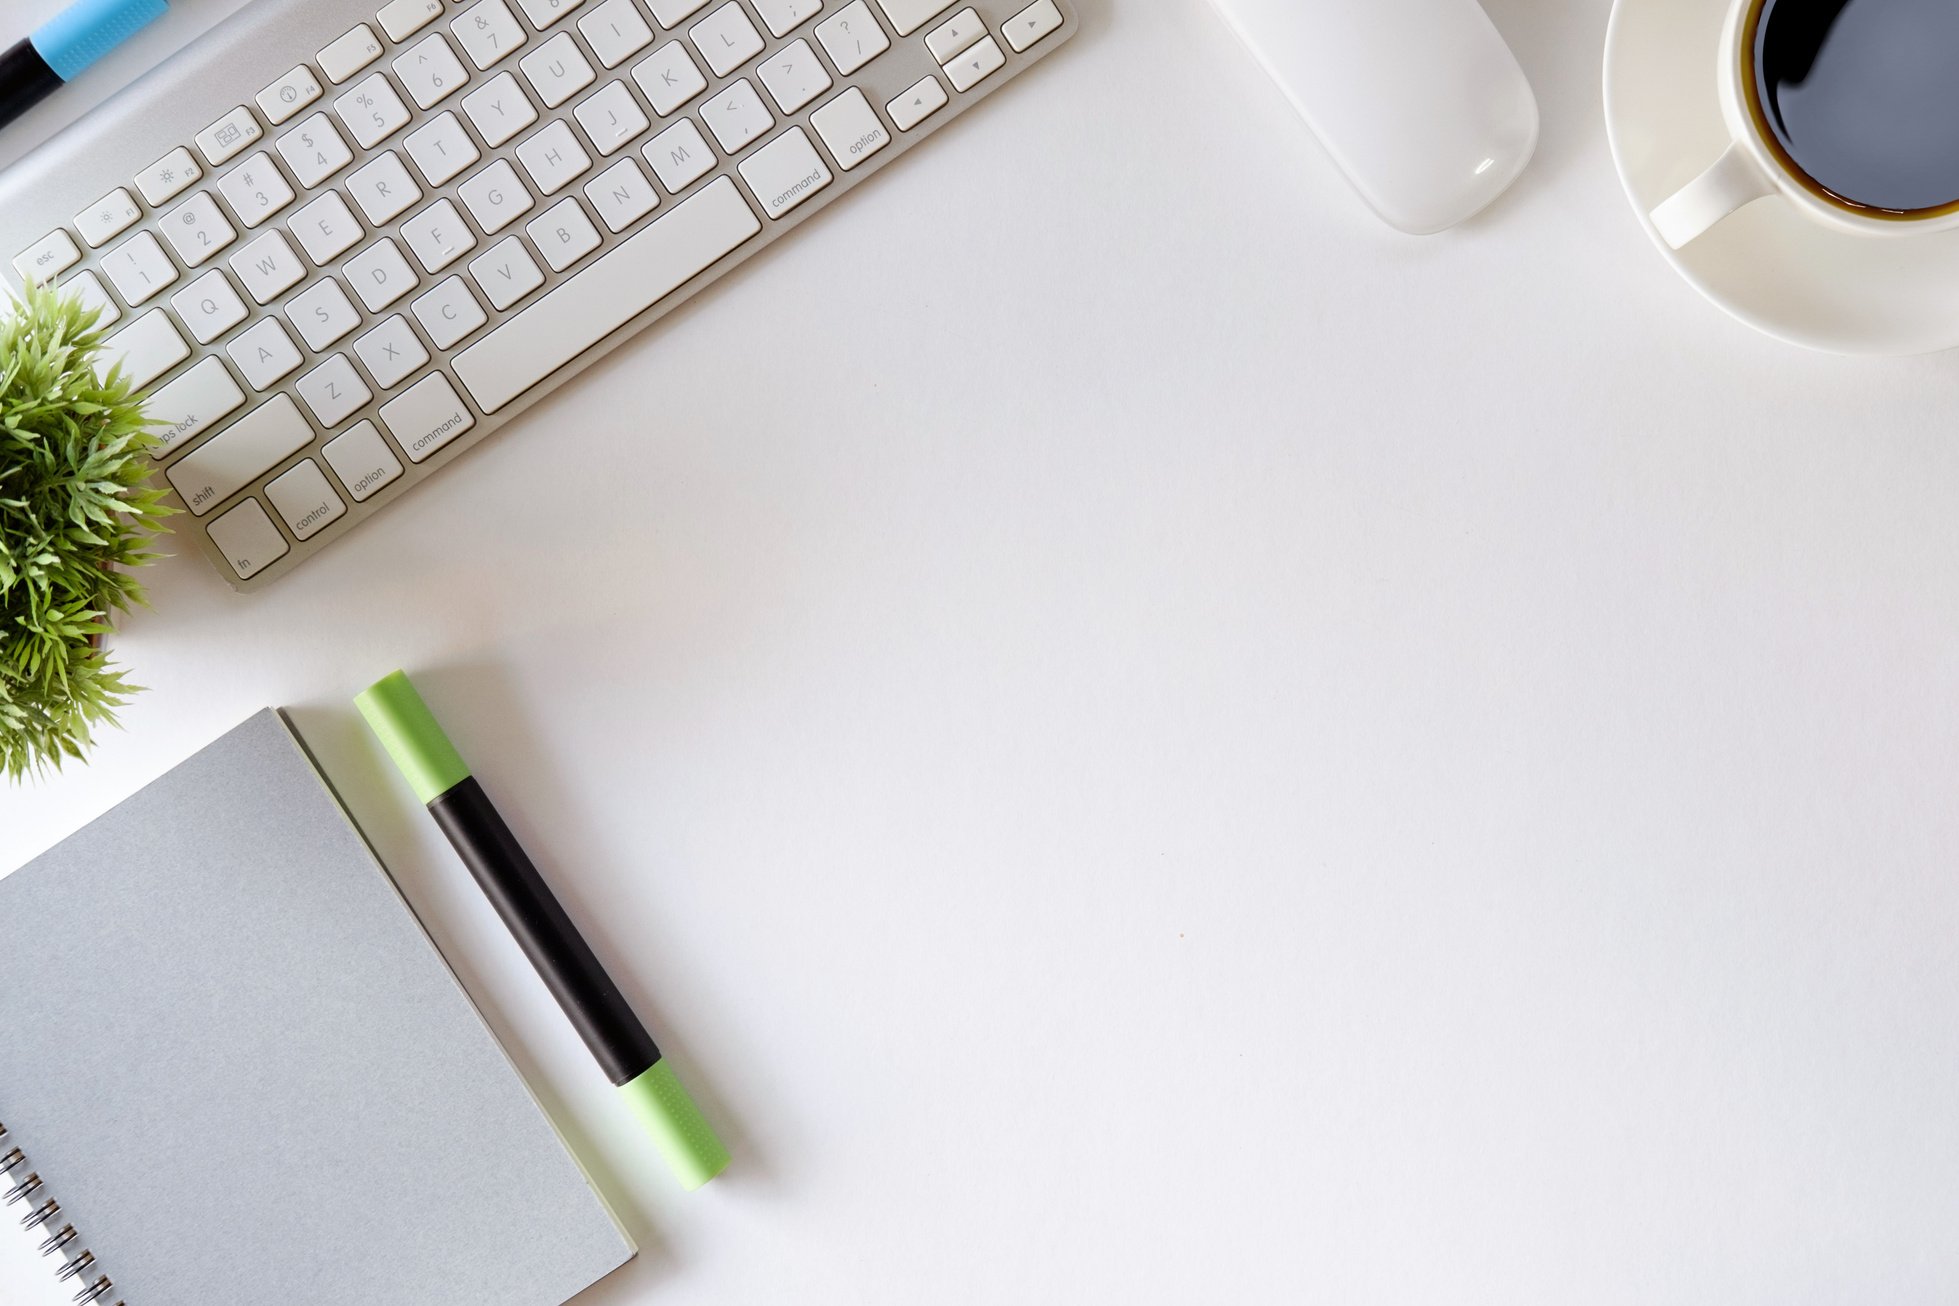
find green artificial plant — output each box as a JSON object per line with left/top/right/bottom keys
{"left": 1, "top": 280, "right": 172, "bottom": 780}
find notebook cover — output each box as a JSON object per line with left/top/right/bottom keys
{"left": 0, "top": 710, "right": 634, "bottom": 1305}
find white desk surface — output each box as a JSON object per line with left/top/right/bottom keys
{"left": 5, "top": 1, "right": 1959, "bottom": 1301}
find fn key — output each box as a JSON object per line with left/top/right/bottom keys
{"left": 208, "top": 499, "right": 290, "bottom": 580}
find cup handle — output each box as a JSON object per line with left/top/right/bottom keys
{"left": 1650, "top": 143, "right": 1777, "bottom": 249}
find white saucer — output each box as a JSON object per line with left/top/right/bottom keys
{"left": 1605, "top": 0, "right": 1959, "bottom": 355}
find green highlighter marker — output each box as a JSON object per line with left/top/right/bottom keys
{"left": 356, "top": 670, "right": 729, "bottom": 1190}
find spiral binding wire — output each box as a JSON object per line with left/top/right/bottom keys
{"left": 0, "top": 1124, "right": 122, "bottom": 1306}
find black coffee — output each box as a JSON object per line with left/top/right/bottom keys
{"left": 1752, "top": 0, "right": 1959, "bottom": 214}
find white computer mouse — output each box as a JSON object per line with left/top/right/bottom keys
{"left": 1209, "top": 0, "right": 1540, "bottom": 234}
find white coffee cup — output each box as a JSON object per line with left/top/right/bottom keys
{"left": 1651, "top": 0, "right": 1959, "bottom": 249}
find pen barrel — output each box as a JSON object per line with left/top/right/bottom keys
{"left": 0, "top": 41, "right": 61, "bottom": 127}
{"left": 428, "top": 777, "right": 661, "bottom": 1086}
{"left": 357, "top": 669, "right": 728, "bottom": 1188}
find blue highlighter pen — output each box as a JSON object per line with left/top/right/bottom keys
{"left": 0, "top": 0, "right": 167, "bottom": 132}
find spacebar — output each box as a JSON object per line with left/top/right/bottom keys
{"left": 453, "top": 177, "right": 762, "bottom": 414}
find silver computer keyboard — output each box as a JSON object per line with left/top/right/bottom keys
{"left": 0, "top": 0, "right": 1075, "bottom": 591}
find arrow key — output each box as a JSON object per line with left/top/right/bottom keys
{"left": 887, "top": 74, "right": 947, "bottom": 131}
{"left": 1004, "top": 0, "right": 1061, "bottom": 52}
{"left": 944, "top": 33, "right": 1003, "bottom": 92}
{"left": 926, "top": 7, "right": 985, "bottom": 62}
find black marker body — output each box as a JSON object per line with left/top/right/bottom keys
{"left": 428, "top": 777, "right": 662, "bottom": 1086}
{"left": 0, "top": 41, "right": 61, "bottom": 131}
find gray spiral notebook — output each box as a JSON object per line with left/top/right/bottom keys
{"left": 0, "top": 711, "right": 634, "bottom": 1305}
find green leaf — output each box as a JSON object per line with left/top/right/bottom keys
{"left": 0, "top": 280, "right": 173, "bottom": 781}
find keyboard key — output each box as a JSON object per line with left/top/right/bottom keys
{"left": 580, "top": 0, "right": 654, "bottom": 68}
{"left": 945, "top": 35, "right": 1004, "bottom": 91}
{"left": 887, "top": 74, "right": 946, "bottom": 130}
{"left": 395, "top": 33, "right": 471, "bottom": 111}
{"left": 168, "top": 393, "right": 312, "bottom": 516}
{"left": 266, "top": 460, "right": 347, "bottom": 540}
{"left": 1004, "top": 0, "right": 1061, "bottom": 51}
{"left": 759, "top": 39, "right": 831, "bottom": 115}
{"left": 296, "top": 353, "right": 373, "bottom": 427}
{"left": 527, "top": 197, "right": 603, "bottom": 270}
{"left": 381, "top": 372, "right": 476, "bottom": 462}
{"left": 379, "top": 0, "right": 445, "bottom": 42}
{"left": 703, "top": 79, "right": 773, "bottom": 154}
{"left": 348, "top": 152, "right": 423, "bottom": 224}
{"left": 691, "top": 2, "right": 765, "bottom": 77}
{"left": 66, "top": 270, "right": 120, "bottom": 328}
{"left": 453, "top": 0, "right": 528, "bottom": 70}
{"left": 76, "top": 189, "right": 141, "bottom": 248}
{"left": 231, "top": 230, "right": 306, "bottom": 304}
{"left": 257, "top": 66, "right": 323, "bottom": 125}
{"left": 522, "top": 32, "right": 596, "bottom": 108}
{"left": 289, "top": 192, "right": 364, "bottom": 266}
{"left": 517, "top": 0, "right": 585, "bottom": 27}
{"left": 229, "top": 317, "right": 305, "bottom": 389}
{"left": 14, "top": 229, "right": 80, "bottom": 284}
{"left": 319, "top": 25, "right": 385, "bottom": 84}
{"left": 336, "top": 72, "right": 413, "bottom": 149}
{"left": 354, "top": 315, "right": 431, "bottom": 388}
{"left": 453, "top": 177, "right": 759, "bottom": 412}
{"left": 402, "top": 199, "right": 478, "bottom": 272}
{"left": 406, "top": 111, "right": 482, "bottom": 186}
{"left": 207, "top": 498, "right": 289, "bottom": 580}
{"left": 649, "top": 0, "right": 713, "bottom": 23}
{"left": 135, "top": 148, "right": 203, "bottom": 206}
{"left": 322, "top": 420, "right": 404, "bottom": 500}
{"left": 458, "top": 158, "right": 536, "bottom": 232}
{"left": 195, "top": 107, "right": 265, "bottom": 166}
{"left": 276, "top": 114, "right": 356, "bottom": 188}
{"left": 515, "top": 120, "right": 592, "bottom": 194}
{"left": 631, "top": 42, "right": 707, "bottom": 117}
{"left": 345, "top": 239, "right": 421, "bottom": 312}
{"left": 574, "top": 80, "right": 648, "bottom": 155}
{"left": 873, "top": 0, "right": 953, "bottom": 35}
{"left": 469, "top": 235, "right": 546, "bottom": 309}
{"left": 101, "top": 231, "right": 179, "bottom": 305}
{"left": 411, "top": 276, "right": 488, "bottom": 348}
{"left": 99, "top": 309, "right": 190, "bottom": 389}
{"left": 160, "top": 192, "right": 237, "bottom": 267}
{"left": 738, "top": 126, "right": 831, "bottom": 219}
{"left": 462, "top": 71, "right": 540, "bottom": 146}
{"left": 810, "top": 87, "right": 888, "bottom": 171}
{"left": 754, "top": 0, "right": 823, "bottom": 38}
{"left": 171, "top": 269, "right": 249, "bottom": 343}
{"left": 147, "top": 357, "right": 246, "bottom": 459}
{"left": 815, "top": 1, "right": 889, "bottom": 75}
{"left": 925, "top": 7, "right": 984, "bottom": 62}
{"left": 645, "top": 118, "right": 715, "bottom": 192}
{"left": 217, "top": 152, "right": 297, "bottom": 229}
{"left": 585, "top": 158, "right": 659, "bottom": 231}
{"left": 287, "top": 277, "right": 362, "bottom": 350}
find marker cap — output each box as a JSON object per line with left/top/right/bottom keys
{"left": 618, "top": 1060, "right": 730, "bottom": 1190}
{"left": 354, "top": 670, "right": 472, "bottom": 804}
{"left": 31, "top": 0, "right": 167, "bottom": 83}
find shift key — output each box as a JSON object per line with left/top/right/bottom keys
{"left": 167, "top": 395, "right": 313, "bottom": 516}
{"left": 873, "top": 0, "right": 955, "bottom": 36}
